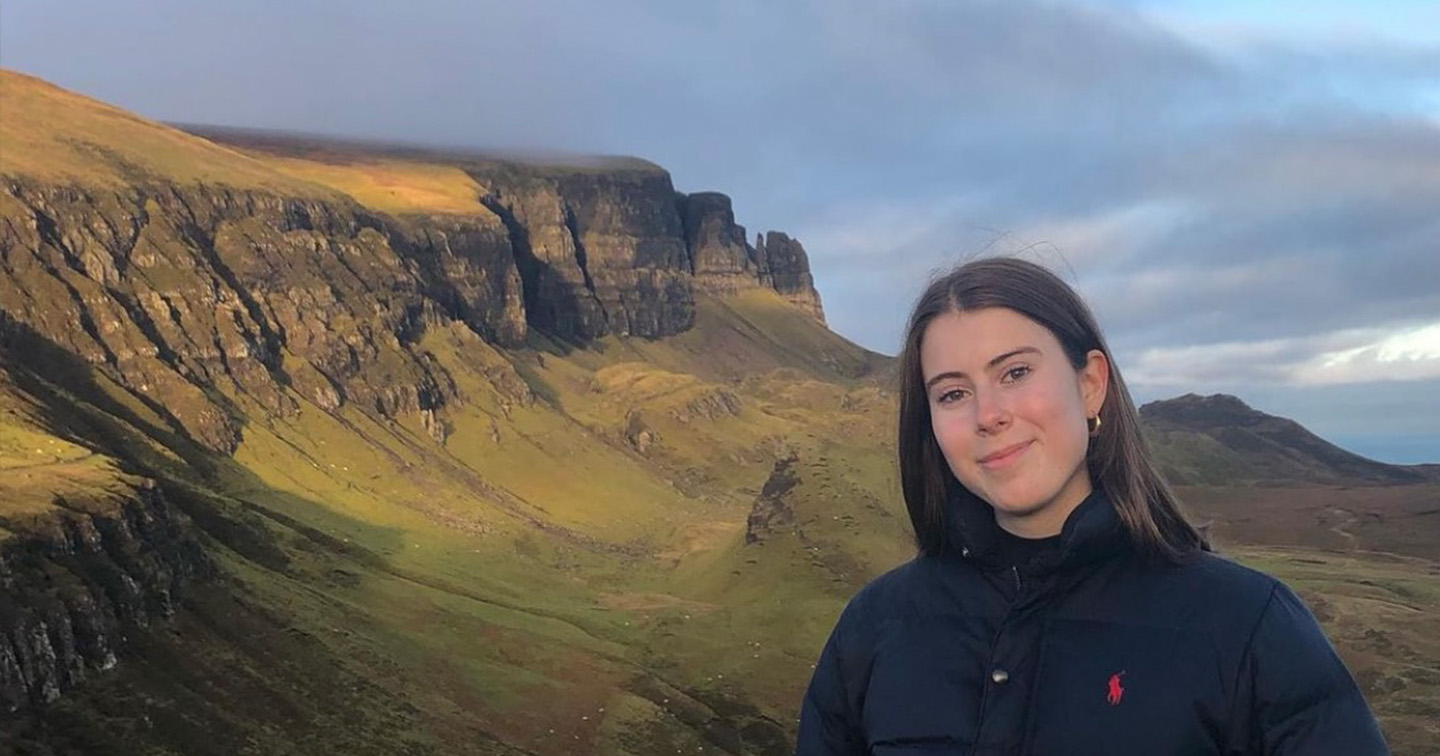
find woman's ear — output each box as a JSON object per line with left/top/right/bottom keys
{"left": 1080, "top": 349, "right": 1110, "bottom": 417}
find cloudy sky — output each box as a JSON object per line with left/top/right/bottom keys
{"left": 3, "top": 0, "right": 1438, "bottom": 462}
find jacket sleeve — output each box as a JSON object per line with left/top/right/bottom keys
{"left": 796, "top": 622, "right": 865, "bottom": 756}
{"left": 1238, "top": 581, "right": 1390, "bottom": 756}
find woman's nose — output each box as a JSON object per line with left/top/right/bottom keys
{"left": 974, "top": 389, "right": 1011, "bottom": 435}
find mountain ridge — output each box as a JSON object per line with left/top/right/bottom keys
{"left": 1141, "top": 393, "right": 1435, "bottom": 486}
{"left": 0, "top": 69, "right": 848, "bottom": 457}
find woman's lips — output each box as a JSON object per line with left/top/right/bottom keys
{"left": 979, "top": 440, "right": 1032, "bottom": 470}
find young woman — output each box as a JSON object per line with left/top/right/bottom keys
{"left": 796, "top": 258, "right": 1389, "bottom": 755}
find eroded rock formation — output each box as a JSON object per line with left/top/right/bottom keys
{"left": 680, "top": 192, "right": 829, "bottom": 323}
{"left": 756, "top": 231, "right": 826, "bottom": 323}
{"left": 1, "top": 159, "right": 826, "bottom": 454}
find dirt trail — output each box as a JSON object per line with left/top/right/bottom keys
{"left": 1326, "top": 507, "right": 1359, "bottom": 552}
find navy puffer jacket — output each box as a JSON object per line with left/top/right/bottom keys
{"left": 796, "top": 491, "right": 1389, "bottom": 755}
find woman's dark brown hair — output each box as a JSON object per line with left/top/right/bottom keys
{"left": 897, "top": 257, "right": 1207, "bottom": 562}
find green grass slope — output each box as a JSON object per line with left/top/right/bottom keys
{"left": 0, "top": 69, "right": 333, "bottom": 194}
{"left": 2, "top": 260, "right": 900, "bottom": 756}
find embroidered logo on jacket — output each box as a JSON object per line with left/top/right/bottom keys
{"left": 1106, "top": 671, "right": 1126, "bottom": 705}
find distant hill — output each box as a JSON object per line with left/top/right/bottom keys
{"left": 1141, "top": 393, "right": 1434, "bottom": 486}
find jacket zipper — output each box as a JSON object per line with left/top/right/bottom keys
{"left": 1012, "top": 565, "right": 1023, "bottom": 593}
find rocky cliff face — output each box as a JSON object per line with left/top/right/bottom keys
{"left": 0, "top": 478, "right": 211, "bottom": 714}
{"left": 756, "top": 232, "right": 826, "bottom": 323}
{"left": 1, "top": 149, "right": 827, "bottom": 452}
{"left": 679, "top": 193, "right": 828, "bottom": 323}
{"left": 0, "top": 179, "right": 525, "bottom": 451}
{"left": 680, "top": 192, "right": 760, "bottom": 295}
{"left": 555, "top": 170, "right": 696, "bottom": 339}
{"left": 476, "top": 165, "right": 695, "bottom": 340}
{"left": 472, "top": 167, "right": 829, "bottom": 342}
{"left": 389, "top": 213, "right": 528, "bottom": 348}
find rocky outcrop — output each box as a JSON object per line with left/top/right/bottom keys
{"left": 0, "top": 479, "right": 211, "bottom": 714}
{"left": 479, "top": 183, "right": 610, "bottom": 341}
{"left": 558, "top": 171, "right": 696, "bottom": 339}
{"left": 670, "top": 387, "right": 742, "bottom": 424}
{"left": 679, "top": 192, "right": 758, "bottom": 295}
{"left": 677, "top": 193, "right": 827, "bottom": 323}
{"left": 756, "top": 232, "right": 826, "bottom": 323}
{"left": 744, "top": 453, "right": 801, "bottom": 545}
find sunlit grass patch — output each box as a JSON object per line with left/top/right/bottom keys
{"left": 0, "top": 70, "right": 329, "bottom": 193}
{"left": 256, "top": 155, "right": 494, "bottom": 216}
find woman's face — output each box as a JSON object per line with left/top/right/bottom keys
{"left": 920, "top": 307, "right": 1108, "bottom": 537}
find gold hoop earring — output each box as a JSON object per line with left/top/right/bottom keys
{"left": 1087, "top": 415, "right": 1102, "bottom": 437}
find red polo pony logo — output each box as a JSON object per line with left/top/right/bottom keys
{"left": 1107, "top": 671, "right": 1126, "bottom": 705}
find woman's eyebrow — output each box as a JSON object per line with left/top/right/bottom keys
{"left": 924, "top": 346, "right": 1040, "bottom": 390}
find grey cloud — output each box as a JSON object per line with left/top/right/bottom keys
{"left": 805, "top": 107, "right": 1440, "bottom": 355}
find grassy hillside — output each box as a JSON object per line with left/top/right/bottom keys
{"left": 1143, "top": 394, "right": 1431, "bottom": 485}
{"left": 253, "top": 155, "right": 491, "bottom": 216}
{"left": 1, "top": 275, "right": 900, "bottom": 755}
{"left": 10, "top": 301, "right": 1434, "bottom": 753}
{"left": 0, "top": 70, "right": 329, "bottom": 194}
{"left": 181, "top": 123, "right": 669, "bottom": 218}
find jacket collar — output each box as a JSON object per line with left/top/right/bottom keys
{"left": 944, "top": 485, "right": 1129, "bottom": 572}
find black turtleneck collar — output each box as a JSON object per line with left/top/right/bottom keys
{"left": 989, "top": 527, "right": 1063, "bottom": 572}
{"left": 943, "top": 487, "right": 1130, "bottom": 573}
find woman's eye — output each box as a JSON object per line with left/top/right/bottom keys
{"left": 1003, "top": 365, "right": 1031, "bottom": 382}
{"left": 937, "top": 388, "right": 968, "bottom": 404}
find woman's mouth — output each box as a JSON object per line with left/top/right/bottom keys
{"left": 978, "top": 441, "right": 1032, "bottom": 470}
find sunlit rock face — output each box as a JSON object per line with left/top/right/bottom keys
{"left": 0, "top": 181, "right": 515, "bottom": 451}
{"left": 2, "top": 159, "right": 827, "bottom": 454}
{"left": 756, "top": 231, "right": 826, "bottom": 324}
{"left": 679, "top": 191, "right": 757, "bottom": 295}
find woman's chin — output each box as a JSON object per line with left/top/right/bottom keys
{"left": 983, "top": 497, "right": 1045, "bottom": 523}
{"left": 976, "top": 483, "right": 1047, "bottom": 515}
